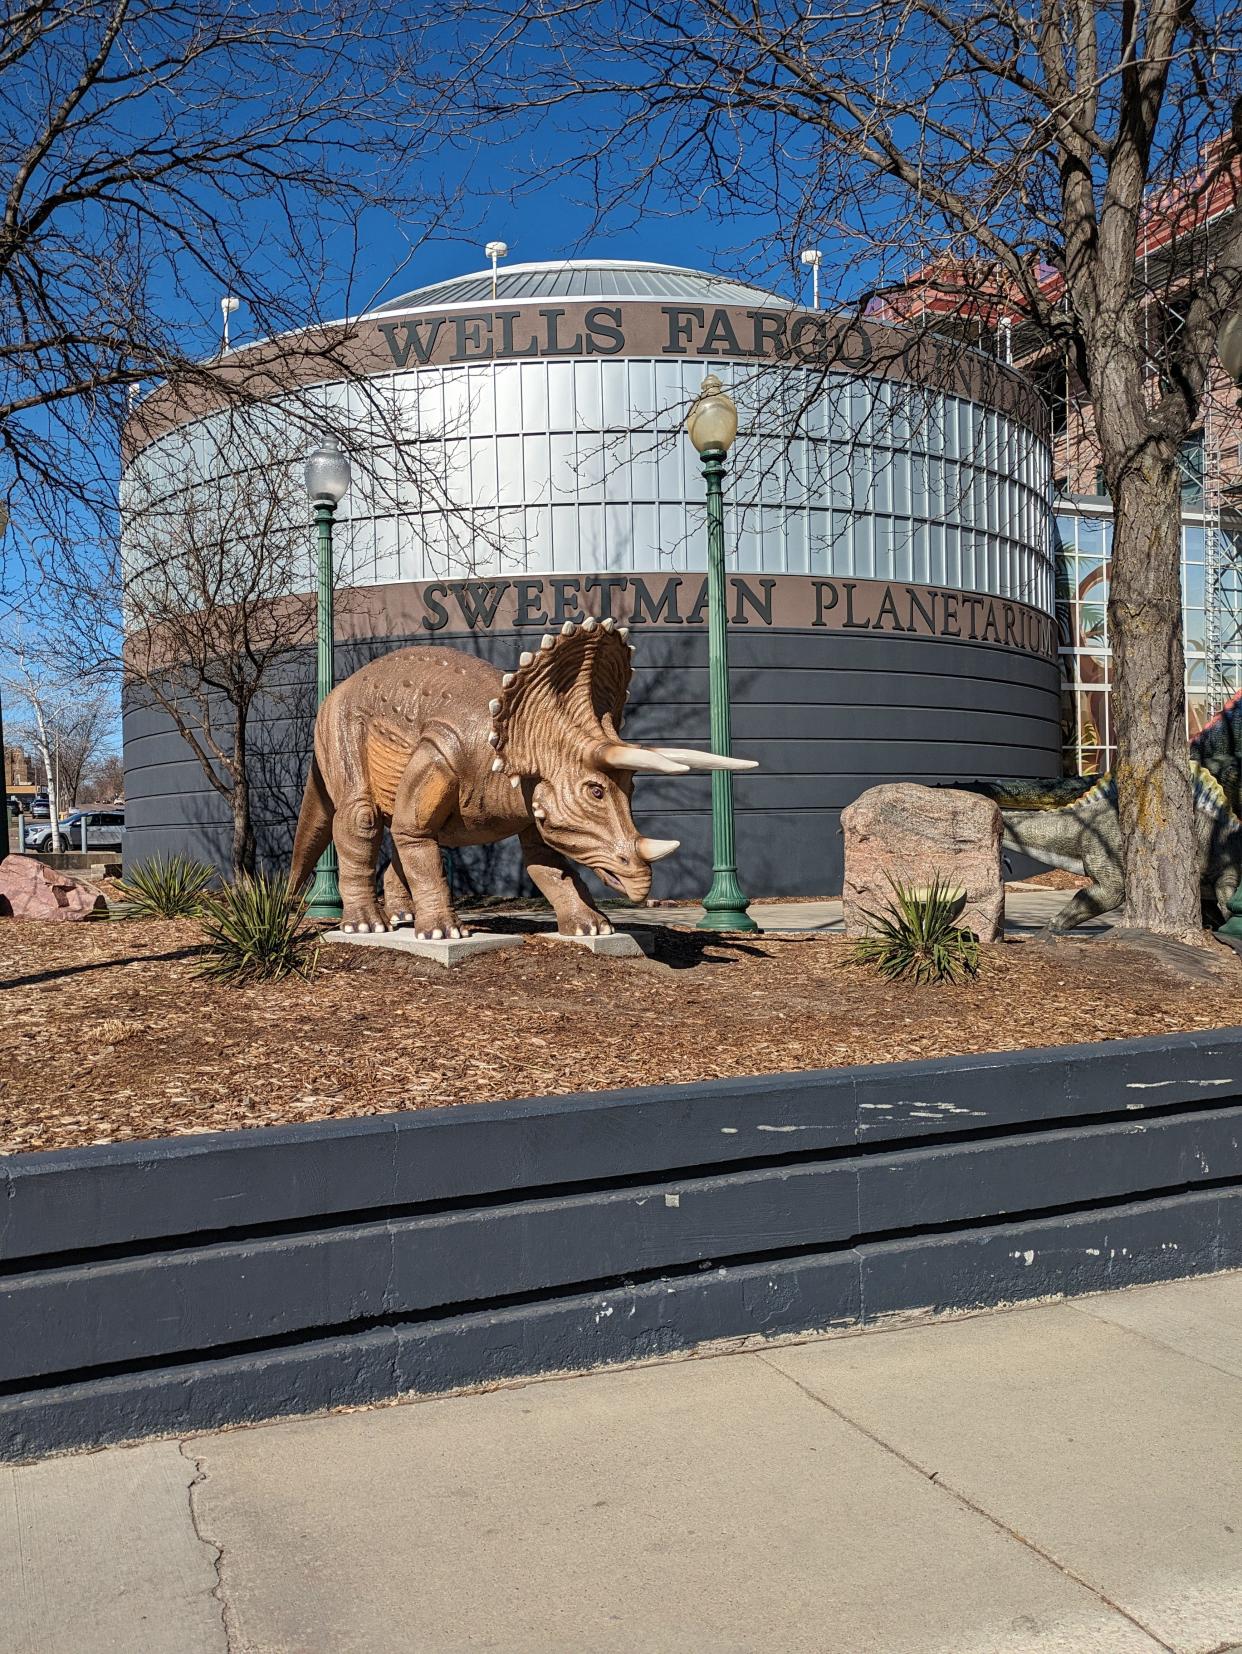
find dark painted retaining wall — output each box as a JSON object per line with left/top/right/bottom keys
{"left": 3, "top": 1028, "right": 1241, "bottom": 1461}
{"left": 121, "top": 622, "right": 1061, "bottom": 897}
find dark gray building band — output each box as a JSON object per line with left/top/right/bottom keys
{"left": 123, "top": 570, "right": 1061, "bottom": 897}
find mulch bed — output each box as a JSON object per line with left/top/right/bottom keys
{"left": 2, "top": 914, "right": 1240, "bottom": 1157}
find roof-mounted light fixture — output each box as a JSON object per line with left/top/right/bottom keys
{"left": 799, "top": 248, "right": 823, "bottom": 311}
{"left": 484, "top": 240, "right": 509, "bottom": 300}
{"left": 220, "top": 294, "right": 241, "bottom": 353}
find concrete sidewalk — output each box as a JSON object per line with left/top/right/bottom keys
{"left": 4, "top": 1272, "right": 1241, "bottom": 1654}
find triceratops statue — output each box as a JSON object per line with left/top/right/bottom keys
{"left": 290, "top": 617, "right": 755, "bottom": 938}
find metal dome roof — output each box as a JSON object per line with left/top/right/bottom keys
{"left": 373, "top": 258, "right": 790, "bottom": 312}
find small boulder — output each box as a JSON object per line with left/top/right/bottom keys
{"left": 0, "top": 855, "right": 107, "bottom": 921}
{"left": 842, "top": 785, "right": 1004, "bottom": 942}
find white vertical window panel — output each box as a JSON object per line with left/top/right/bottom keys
{"left": 574, "top": 359, "right": 603, "bottom": 430}
{"left": 546, "top": 361, "right": 576, "bottom": 431}
{"left": 630, "top": 358, "right": 658, "bottom": 426}
{"left": 602, "top": 432, "right": 632, "bottom": 502}
{"left": 522, "top": 433, "right": 551, "bottom": 503}
{"left": 496, "top": 435, "right": 524, "bottom": 505}
{"left": 525, "top": 505, "right": 553, "bottom": 572}
{"left": 549, "top": 433, "right": 577, "bottom": 502}
{"left": 520, "top": 361, "right": 549, "bottom": 431}
{"left": 493, "top": 364, "right": 522, "bottom": 435}
{"left": 631, "top": 501, "right": 659, "bottom": 565}
{"left": 630, "top": 428, "right": 660, "bottom": 498}
{"left": 873, "top": 517, "right": 895, "bottom": 582}
{"left": 551, "top": 503, "right": 580, "bottom": 570}
{"left": 853, "top": 513, "right": 874, "bottom": 579}
{"left": 576, "top": 503, "right": 605, "bottom": 569}
{"left": 574, "top": 432, "right": 606, "bottom": 502}
{"left": 602, "top": 359, "right": 629, "bottom": 429}
{"left": 604, "top": 503, "right": 633, "bottom": 570}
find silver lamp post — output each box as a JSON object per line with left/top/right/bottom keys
{"left": 303, "top": 436, "right": 351, "bottom": 921}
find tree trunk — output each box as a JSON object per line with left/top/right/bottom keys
{"left": 1108, "top": 456, "right": 1201, "bottom": 936}
{"left": 230, "top": 716, "right": 256, "bottom": 877}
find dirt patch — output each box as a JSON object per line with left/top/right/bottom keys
{"left": 2, "top": 914, "right": 1239, "bottom": 1157}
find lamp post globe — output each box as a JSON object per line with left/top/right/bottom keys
{"left": 685, "top": 376, "right": 757, "bottom": 933}
{"left": 304, "top": 436, "right": 351, "bottom": 922}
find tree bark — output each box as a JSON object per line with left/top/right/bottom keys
{"left": 230, "top": 717, "right": 256, "bottom": 877}
{"left": 1108, "top": 455, "right": 1200, "bottom": 935}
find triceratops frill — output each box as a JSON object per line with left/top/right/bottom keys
{"left": 289, "top": 617, "right": 755, "bottom": 938}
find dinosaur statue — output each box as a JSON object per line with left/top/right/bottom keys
{"left": 977, "top": 690, "right": 1242, "bottom": 933}
{"left": 988, "top": 764, "right": 1242, "bottom": 933}
{"left": 289, "top": 617, "right": 755, "bottom": 938}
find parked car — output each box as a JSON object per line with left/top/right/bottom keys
{"left": 23, "top": 793, "right": 51, "bottom": 820}
{"left": 27, "top": 808, "right": 125, "bottom": 853}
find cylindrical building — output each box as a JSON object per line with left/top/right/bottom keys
{"left": 122, "top": 258, "right": 1060, "bottom": 896}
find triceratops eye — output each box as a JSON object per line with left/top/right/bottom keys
{"left": 588, "top": 782, "right": 605, "bottom": 800}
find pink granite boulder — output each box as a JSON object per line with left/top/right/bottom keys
{"left": 841, "top": 784, "right": 1004, "bottom": 942}
{"left": 0, "top": 855, "right": 107, "bottom": 920}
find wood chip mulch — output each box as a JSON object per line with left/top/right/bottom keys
{"left": 2, "top": 915, "right": 1240, "bottom": 1158}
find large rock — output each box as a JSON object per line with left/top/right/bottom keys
{"left": 0, "top": 855, "right": 107, "bottom": 921}
{"left": 841, "top": 785, "right": 1004, "bottom": 942}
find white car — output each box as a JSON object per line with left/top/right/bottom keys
{"left": 29, "top": 808, "right": 126, "bottom": 853}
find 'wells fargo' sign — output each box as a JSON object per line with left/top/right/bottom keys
{"left": 345, "top": 573, "right": 1056, "bottom": 663}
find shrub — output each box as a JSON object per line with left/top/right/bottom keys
{"left": 115, "top": 854, "right": 215, "bottom": 918}
{"left": 851, "top": 875, "right": 981, "bottom": 987}
{"left": 197, "top": 872, "right": 319, "bottom": 984}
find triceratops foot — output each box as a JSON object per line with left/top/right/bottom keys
{"left": 557, "top": 908, "right": 614, "bottom": 938}
{"left": 413, "top": 911, "right": 469, "bottom": 942}
{"left": 340, "top": 900, "right": 390, "bottom": 935}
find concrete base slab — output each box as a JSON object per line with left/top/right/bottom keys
{"left": 323, "top": 929, "right": 524, "bottom": 967}
{"left": 542, "top": 927, "right": 649, "bottom": 957}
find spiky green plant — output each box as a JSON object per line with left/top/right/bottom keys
{"left": 196, "top": 871, "right": 319, "bottom": 984}
{"left": 115, "top": 853, "right": 215, "bottom": 918}
{"left": 851, "top": 874, "right": 981, "bottom": 987}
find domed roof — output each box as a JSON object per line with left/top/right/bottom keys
{"left": 374, "top": 258, "right": 789, "bottom": 313}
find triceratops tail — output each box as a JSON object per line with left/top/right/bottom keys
{"left": 290, "top": 754, "right": 334, "bottom": 891}
{"left": 971, "top": 776, "right": 1097, "bottom": 811}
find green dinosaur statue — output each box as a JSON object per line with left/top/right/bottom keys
{"left": 977, "top": 691, "right": 1242, "bottom": 932}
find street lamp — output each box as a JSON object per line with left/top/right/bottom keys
{"left": 685, "top": 375, "right": 758, "bottom": 933}
{"left": 799, "top": 247, "right": 823, "bottom": 311}
{"left": 303, "top": 435, "right": 351, "bottom": 921}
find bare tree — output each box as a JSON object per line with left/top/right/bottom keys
{"left": 61, "top": 417, "right": 337, "bottom": 875}
{"left": 80, "top": 752, "right": 125, "bottom": 804}
{"left": 0, "top": 0, "right": 454, "bottom": 552}
{"left": 0, "top": 639, "right": 109, "bottom": 848}
{"left": 427, "top": 0, "right": 1242, "bottom": 937}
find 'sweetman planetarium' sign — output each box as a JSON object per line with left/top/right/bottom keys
{"left": 353, "top": 572, "right": 1056, "bottom": 663}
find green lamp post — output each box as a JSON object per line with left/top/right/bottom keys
{"left": 303, "top": 435, "right": 351, "bottom": 922}
{"left": 685, "top": 375, "right": 758, "bottom": 933}
{"left": 1214, "top": 309, "right": 1242, "bottom": 943}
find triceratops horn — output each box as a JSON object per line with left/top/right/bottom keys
{"left": 637, "top": 836, "right": 681, "bottom": 863}
{"left": 652, "top": 747, "right": 759, "bottom": 772}
{"left": 597, "top": 742, "right": 691, "bottom": 775}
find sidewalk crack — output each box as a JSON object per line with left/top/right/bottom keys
{"left": 178, "top": 1438, "right": 236, "bottom": 1653}
{"left": 755, "top": 1352, "right": 1177, "bottom": 1653}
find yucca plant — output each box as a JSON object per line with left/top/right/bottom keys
{"left": 851, "top": 874, "right": 981, "bottom": 987}
{"left": 115, "top": 853, "right": 215, "bottom": 918}
{"left": 197, "top": 871, "right": 319, "bottom": 984}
